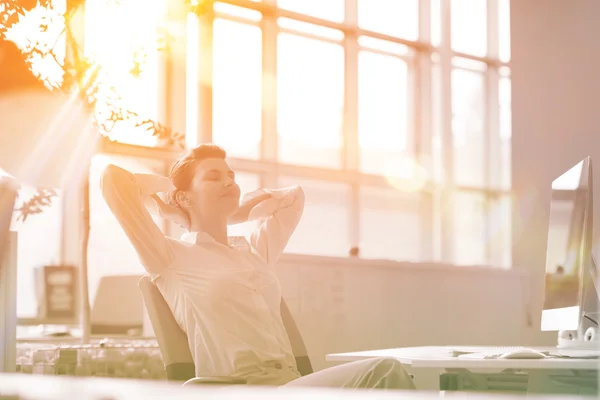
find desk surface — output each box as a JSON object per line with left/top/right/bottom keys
{"left": 0, "top": 373, "right": 588, "bottom": 400}
{"left": 327, "top": 346, "right": 600, "bottom": 370}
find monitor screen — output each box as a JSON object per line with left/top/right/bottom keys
{"left": 541, "top": 157, "right": 591, "bottom": 331}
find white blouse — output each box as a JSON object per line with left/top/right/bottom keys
{"left": 101, "top": 164, "right": 305, "bottom": 384}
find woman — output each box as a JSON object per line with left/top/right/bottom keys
{"left": 101, "top": 144, "right": 415, "bottom": 389}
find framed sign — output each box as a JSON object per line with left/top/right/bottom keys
{"left": 36, "top": 265, "right": 77, "bottom": 320}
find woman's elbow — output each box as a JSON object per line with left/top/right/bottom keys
{"left": 100, "top": 165, "right": 133, "bottom": 198}
{"left": 291, "top": 186, "right": 305, "bottom": 211}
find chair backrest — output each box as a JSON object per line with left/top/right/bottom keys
{"left": 92, "top": 275, "right": 144, "bottom": 335}
{"left": 138, "top": 276, "right": 313, "bottom": 380}
{"left": 138, "top": 276, "right": 194, "bottom": 381}
{"left": 280, "top": 299, "right": 313, "bottom": 376}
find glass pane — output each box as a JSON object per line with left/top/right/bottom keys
{"left": 227, "top": 172, "right": 261, "bottom": 238}
{"left": 84, "top": 0, "right": 163, "bottom": 146}
{"left": 452, "top": 191, "right": 487, "bottom": 266}
{"left": 431, "top": 62, "right": 444, "bottom": 183}
{"left": 499, "top": 76, "right": 511, "bottom": 189}
{"left": 88, "top": 155, "right": 165, "bottom": 303}
{"left": 277, "top": 34, "right": 344, "bottom": 168}
{"left": 212, "top": 19, "right": 262, "bottom": 159}
{"left": 359, "top": 187, "right": 423, "bottom": 261}
{"left": 12, "top": 187, "right": 62, "bottom": 318}
{"left": 451, "top": 0, "right": 487, "bottom": 57}
{"left": 278, "top": 177, "right": 351, "bottom": 257}
{"left": 358, "top": 51, "right": 409, "bottom": 175}
{"left": 498, "top": 0, "right": 511, "bottom": 62}
{"left": 358, "top": 0, "right": 419, "bottom": 41}
{"left": 277, "top": 0, "right": 345, "bottom": 22}
{"left": 430, "top": 0, "right": 441, "bottom": 47}
{"left": 452, "top": 68, "right": 485, "bottom": 187}
{"left": 489, "top": 195, "right": 512, "bottom": 268}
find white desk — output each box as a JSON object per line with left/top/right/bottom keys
{"left": 327, "top": 346, "right": 599, "bottom": 394}
{"left": 1, "top": 373, "right": 587, "bottom": 400}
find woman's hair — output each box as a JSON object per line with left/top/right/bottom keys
{"left": 167, "top": 144, "right": 227, "bottom": 208}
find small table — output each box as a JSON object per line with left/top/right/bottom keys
{"left": 326, "top": 346, "right": 599, "bottom": 395}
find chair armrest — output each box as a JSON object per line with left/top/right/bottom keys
{"left": 183, "top": 376, "right": 248, "bottom": 386}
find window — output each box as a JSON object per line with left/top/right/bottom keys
{"left": 90, "top": 0, "right": 512, "bottom": 268}
{"left": 12, "top": 187, "right": 62, "bottom": 318}
{"left": 451, "top": 63, "right": 486, "bottom": 187}
{"left": 358, "top": 0, "right": 419, "bottom": 41}
{"left": 277, "top": 0, "right": 345, "bottom": 22}
{"left": 359, "top": 187, "right": 424, "bottom": 261}
{"left": 277, "top": 33, "right": 345, "bottom": 169}
{"left": 84, "top": 0, "right": 164, "bottom": 145}
{"left": 188, "top": 0, "right": 511, "bottom": 266}
{"left": 430, "top": 0, "right": 442, "bottom": 47}
{"left": 212, "top": 19, "right": 262, "bottom": 159}
{"left": 452, "top": 191, "right": 487, "bottom": 266}
{"left": 88, "top": 155, "right": 166, "bottom": 303}
{"left": 358, "top": 51, "right": 409, "bottom": 175}
{"left": 489, "top": 195, "right": 512, "bottom": 268}
{"left": 498, "top": 0, "right": 511, "bottom": 62}
{"left": 451, "top": 0, "right": 487, "bottom": 57}
{"left": 499, "top": 73, "right": 512, "bottom": 189}
{"left": 278, "top": 177, "right": 351, "bottom": 257}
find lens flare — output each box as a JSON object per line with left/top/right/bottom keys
{"left": 384, "top": 157, "right": 429, "bottom": 193}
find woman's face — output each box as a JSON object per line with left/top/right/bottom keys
{"left": 184, "top": 157, "right": 240, "bottom": 217}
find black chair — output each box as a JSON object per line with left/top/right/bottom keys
{"left": 138, "top": 276, "right": 313, "bottom": 385}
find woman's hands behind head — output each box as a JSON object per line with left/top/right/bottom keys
{"left": 151, "top": 194, "right": 190, "bottom": 230}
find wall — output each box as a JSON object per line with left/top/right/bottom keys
{"left": 511, "top": 0, "right": 600, "bottom": 344}
{"left": 277, "top": 255, "right": 527, "bottom": 371}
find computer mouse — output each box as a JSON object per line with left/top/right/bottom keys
{"left": 499, "top": 350, "right": 547, "bottom": 359}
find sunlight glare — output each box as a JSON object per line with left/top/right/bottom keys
{"left": 385, "top": 157, "right": 429, "bottom": 193}
{"left": 84, "top": 0, "right": 165, "bottom": 145}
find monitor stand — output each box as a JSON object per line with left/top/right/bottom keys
{"left": 557, "top": 328, "right": 600, "bottom": 356}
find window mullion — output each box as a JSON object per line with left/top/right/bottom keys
{"left": 418, "top": 0, "right": 434, "bottom": 261}
{"left": 197, "top": 10, "right": 214, "bottom": 144}
{"left": 344, "top": 0, "right": 360, "bottom": 250}
{"left": 439, "top": 0, "right": 454, "bottom": 263}
{"left": 486, "top": 0, "right": 501, "bottom": 265}
{"left": 261, "top": 1, "right": 279, "bottom": 188}
{"left": 61, "top": 3, "right": 86, "bottom": 269}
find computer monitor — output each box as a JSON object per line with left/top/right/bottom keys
{"left": 541, "top": 157, "right": 599, "bottom": 342}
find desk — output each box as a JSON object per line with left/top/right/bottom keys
{"left": 0, "top": 373, "right": 590, "bottom": 400}
{"left": 326, "top": 346, "right": 599, "bottom": 395}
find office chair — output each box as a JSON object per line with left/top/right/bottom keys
{"left": 138, "top": 276, "right": 313, "bottom": 385}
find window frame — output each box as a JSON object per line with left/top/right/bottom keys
{"left": 66, "top": 0, "right": 512, "bottom": 277}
